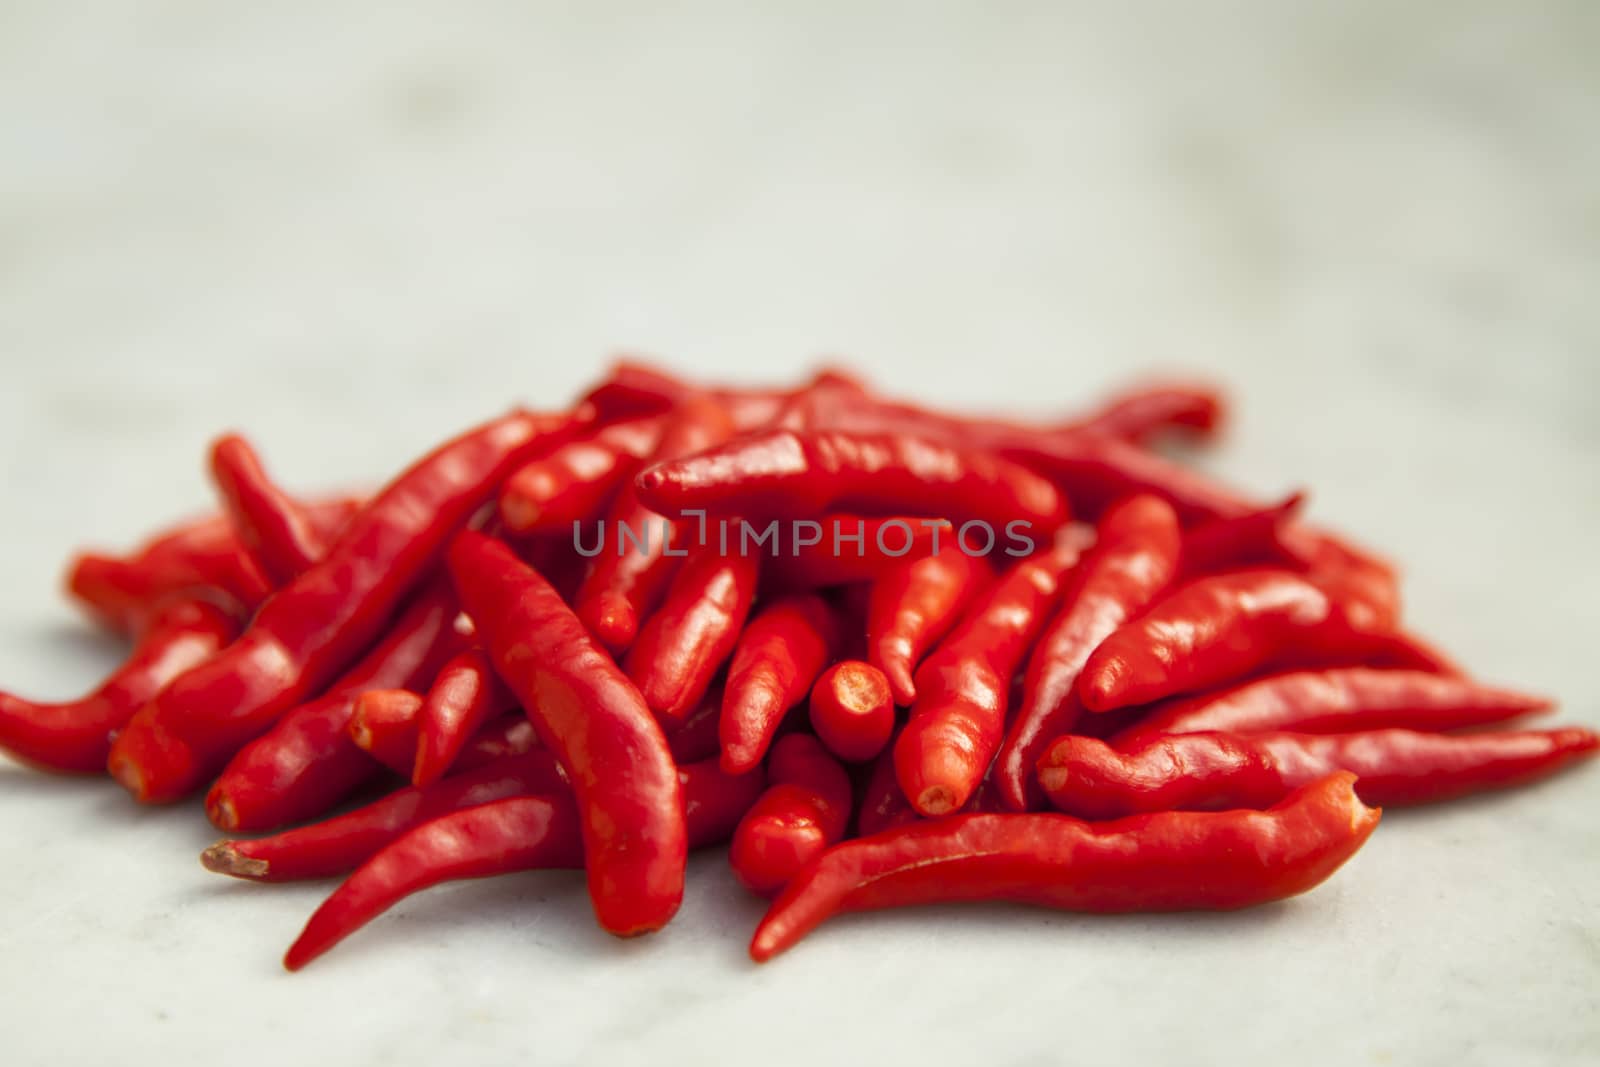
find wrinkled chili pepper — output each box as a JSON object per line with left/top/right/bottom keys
{"left": 0, "top": 597, "right": 240, "bottom": 773}
{"left": 1113, "top": 667, "right": 1553, "bottom": 745}
{"left": 201, "top": 750, "right": 570, "bottom": 882}
{"left": 749, "top": 772, "right": 1380, "bottom": 961}
{"left": 282, "top": 758, "right": 764, "bottom": 970}
{"left": 868, "top": 550, "right": 992, "bottom": 706}
{"left": 763, "top": 517, "right": 949, "bottom": 589}
{"left": 729, "top": 734, "right": 853, "bottom": 897}
{"left": 412, "top": 648, "right": 516, "bottom": 786}
{"left": 809, "top": 660, "right": 895, "bottom": 763}
{"left": 209, "top": 434, "right": 343, "bottom": 585}
{"left": 1180, "top": 493, "right": 1305, "bottom": 577}
{"left": 107, "top": 411, "right": 574, "bottom": 803}
{"left": 1063, "top": 381, "right": 1227, "bottom": 445}
{"left": 625, "top": 544, "right": 760, "bottom": 721}
{"left": 499, "top": 417, "right": 663, "bottom": 534}
{"left": 894, "top": 543, "right": 1080, "bottom": 815}
{"left": 574, "top": 395, "right": 736, "bottom": 652}
{"left": 635, "top": 429, "right": 1070, "bottom": 531}
{"left": 449, "top": 531, "right": 687, "bottom": 936}
{"left": 720, "top": 594, "right": 840, "bottom": 773}
{"left": 994, "top": 495, "right": 1182, "bottom": 811}
{"left": 1039, "top": 727, "right": 1598, "bottom": 818}
{"left": 206, "top": 583, "right": 465, "bottom": 831}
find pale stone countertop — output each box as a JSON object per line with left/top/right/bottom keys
{"left": 1, "top": 3, "right": 1595, "bottom": 1065}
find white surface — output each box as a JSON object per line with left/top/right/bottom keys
{"left": 2, "top": 2, "right": 1597, "bottom": 1064}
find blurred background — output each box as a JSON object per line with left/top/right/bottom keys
{"left": 1, "top": 2, "right": 1595, "bottom": 1062}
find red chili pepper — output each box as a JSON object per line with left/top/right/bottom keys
{"left": 1179, "top": 493, "right": 1306, "bottom": 577}
{"left": 1077, "top": 569, "right": 1335, "bottom": 713}
{"left": 450, "top": 714, "right": 543, "bottom": 770}
{"left": 1039, "top": 728, "right": 1599, "bottom": 817}
{"left": 448, "top": 531, "right": 687, "bottom": 936}
{"left": 107, "top": 411, "right": 574, "bottom": 803}
{"left": 868, "top": 550, "right": 992, "bottom": 706}
{"left": 498, "top": 417, "right": 663, "bottom": 534}
{"left": 1113, "top": 668, "right": 1553, "bottom": 744}
{"left": 201, "top": 750, "right": 571, "bottom": 882}
{"left": 762, "top": 517, "right": 950, "bottom": 589}
{"left": 809, "top": 660, "right": 895, "bottom": 763}
{"left": 664, "top": 686, "right": 725, "bottom": 763}
{"left": 574, "top": 395, "right": 736, "bottom": 652}
{"left": 856, "top": 740, "right": 920, "bottom": 837}
{"left": 625, "top": 545, "right": 761, "bottom": 721}
{"left": 729, "top": 734, "right": 853, "bottom": 896}
{"left": 895, "top": 543, "right": 1080, "bottom": 815}
{"left": 348, "top": 689, "right": 424, "bottom": 776}
{"left": 209, "top": 434, "right": 349, "bottom": 585}
{"left": 994, "top": 495, "right": 1182, "bottom": 811}
{"left": 749, "top": 772, "right": 1380, "bottom": 961}
{"left": 411, "top": 649, "right": 516, "bottom": 786}
{"left": 282, "top": 757, "right": 764, "bottom": 970}
{"left": 581, "top": 360, "right": 849, "bottom": 431}
{"left": 206, "top": 584, "right": 465, "bottom": 831}
{"left": 636, "top": 429, "right": 1070, "bottom": 532}
{"left": 719, "top": 594, "right": 840, "bottom": 773}
{"left": 0, "top": 597, "right": 240, "bottom": 773}
{"left": 1064, "top": 381, "right": 1227, "bottom": 445}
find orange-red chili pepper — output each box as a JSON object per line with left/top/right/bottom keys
{"left": 868, "top": 550, "right": 992, "bottom": 706}
{"left": 411, "top": 648, "right": 515, "bottom": 786}
{"left": 894, "top": 543, "right": 1080, "bottom": 815}
{"left": 449, "top": 531, "right": 687, "bottom": 936}
{"left": 498, "top": 417, "right": 663, "bottom": 534}
{"left": 749, "top": 772, "right": 1380, "bottom": 961}
{"left": 0, "top": 597, "right": 240, "bottom": 773}
{"left": 1113, "top": 667, "right": 1553, "bottom": 745}
{"left": 625, "top": 544, "right": 760, "bottom": 722}
{"left": 809, "top": 660, "right": 895, "bottom": 763}
{"left": 720, "top": 594, "right": 840, "bottom": 773}
{"left": 994, "top": 495, "right": 1182, "bottom": 811}
{"left": 729, "top": 734, "right": 852, "bottom": 896}
{"left": 574, "top": 395, "right": 736, "bottom": 652}
{"left": 108, "top": 411, "right": 576, "bottom": 803}
{"left": 1039, "top": 728, "right": 1598, "bottom": 818}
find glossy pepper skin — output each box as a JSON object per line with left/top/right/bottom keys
{"left": 348, "top": 689, "right": 426, "bottom": 775}
{"left": 209, "top": 434, "right": 341, "bottom": 585}
{"left": 809, "top": 660, "right": 895, "bottom": 763}
{"left": 634, "top": 429, "right": 1070, "bottom": 532}
{"left": 1077, "top": 569, "right": 1335, "bottom": 713}
{"left": 449, "top": 531, "right": 687, "bottom": 936}
{"left": 0, "top": 597, "right": 240, "bottom": 773}
{"left": 868, "top": 550, "right": 992, "bottom": 707}
{"left": 762, "top": 516, "right": 949, "bottom": 590}
{"left": 895, "top": 544, "right": 1080, "bottom": 815}
{"left": 1179, "top": 493, "right": 1305, "bottom": 578}
{"left": 205, "top": 584, "right": 465, "bottom": 831}
{"left": 412, "top": 648, "right": 516, "bottom": 786}
{"left": 1039, "top": 728, "right": 1599, "bottom": 818}
{"left": 994, "top": 495, "right": 1182, "bottom": 811}
{"left": 108, "top": 411, "right": 575, "bottom": 803}
{"left": 749, "top": 772, "right": 1380, "bottom": 961}
{"left": 1113, "top": 668, "right": 1553, "bottom": 745}
{"left": 282, "top": 758, "right": 764, "bottom": 970}
{"left": 498, "top": 417, "right": 662, "bottom": 534}
{"left": 625, "top": 545, "right": 761, "bottom": 722}
{"left": 574, "top": 395, "right": 736, "bottom": 652}
{"left": 720, "top": 594, "right": 840, "bottom": 773}
{"left": 729, "top": 734, "right": 853, "bottom": 897}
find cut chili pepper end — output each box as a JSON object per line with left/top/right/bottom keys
{"left": 200, "top": 843, "right": 269, "bottom": 880}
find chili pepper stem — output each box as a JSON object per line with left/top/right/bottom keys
{"left": 200, "top": 843, "right": 269, "bottom": 879}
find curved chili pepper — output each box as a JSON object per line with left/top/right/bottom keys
{"left": 209, "top": 434, "right": 346, "bottom": 585}
{"left": 994, "top": 495, "right": 1182, "bottom": 811}
{"left": 635, "top": 429, "right": 1069, "bottom": 532}
{"left": 1113, "top": 668, "right": 1552, "bottom": 745}
{"left": 1039, "top": 728, "right": 1598, "bottom": 818}
{"left": 856, "top": 740, "right": 920, "bottom": 837}
{"left": 108, "top": 410, "right": 574, "bottom": 804}
{"left": 574, "top": 395, "right": 736, "bottom": 652}
{"left": 749, "top": 771, "right": 1380, "bottom": 961}
{"left": 206, "top": 583, "right": 465, "bottom": 831}
{"left": 0, "top": 597, "right": 240, "bottom": 773}
{"left": 868, "top": 550, "right": 991, "bottom": 706}
{"left": 348, "top": 689, "right": 425, "bottom": 776}
{"left": 1179, "top": 493, "right": 1305, "bottom": 578}
{"left": 1064, "top": 380, "right": 1227, "bottom": 445}
{"left": 201, "top": 750, "right": 570, "bottom": 883}
{"left": 498, "top": 417, "right": 662, "bottom": 534}
{"left": 719, "top": 594, "right": 840, "bottom": 773}
{"left": 729, "top": 734, "right": 852, "bottom": 897}
{"left": 763, "top": 517, "right": 949, "bottom": 589}
{"left": 625, "top": 545, "right": 760, "bottom": 721}
{"left": 448, "top": 531, "right": 687, "bottom": 936}
{"left": 411, "top": 649, "right": 515, "bottom": 786}
{"left": 809, "top": 660, "right": 895, "bottom": 763}
{"left": 282, "top": 757, "right": 764, "bottom": 970}
{"left": 895, "top": 544, "right": 1080, "bottom": 815}
{"left": 1077, "top": 569, "right": 1335, "bottom": 713}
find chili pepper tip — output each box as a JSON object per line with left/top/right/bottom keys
{"left": 200, "top": 843, "right": 269, "bottom": 880}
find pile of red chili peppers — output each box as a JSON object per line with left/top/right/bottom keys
{"left": 1, "top": 361, "right": 1592, "bottom": 967}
